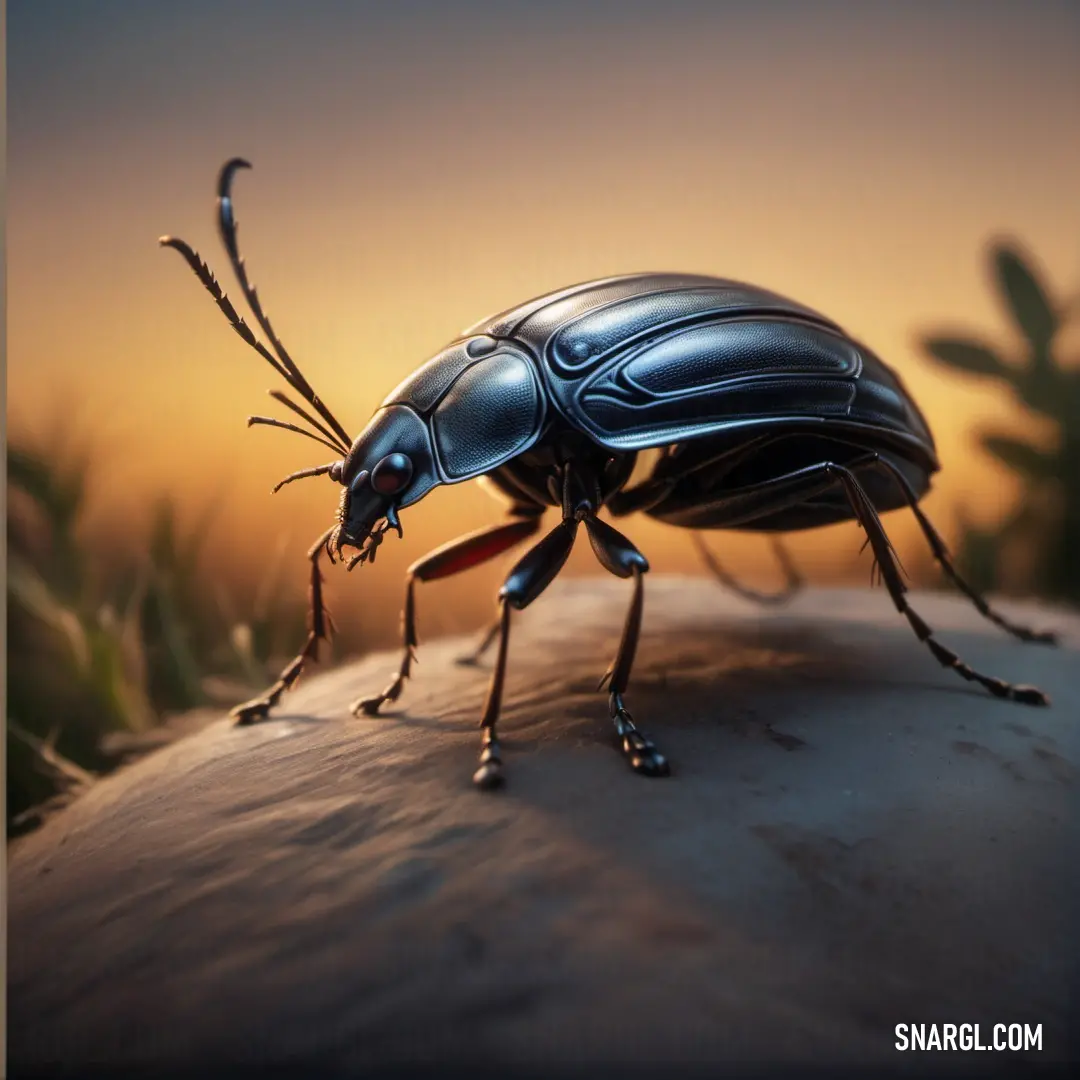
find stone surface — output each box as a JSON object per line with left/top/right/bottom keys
{"left": 7, "top": 578, "right": 1080, "bottom": 1074}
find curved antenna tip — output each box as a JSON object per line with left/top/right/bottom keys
{"left": 159, "top": 236, "right": 196, "bottom": 259}
{"left": 217, "top": 158, "right": 253, "bottom": 198}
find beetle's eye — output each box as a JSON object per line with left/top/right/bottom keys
{"left": 371, "top": 453, "right": 414, "bottom": 495}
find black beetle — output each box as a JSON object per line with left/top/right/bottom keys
{"left": 161, "top": 158, "right": 1055, "bottom": 789}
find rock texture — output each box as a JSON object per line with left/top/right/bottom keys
{"left": 7, "top": 578, "right": 1080, "bottom": 1075}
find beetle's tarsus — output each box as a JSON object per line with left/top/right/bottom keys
{"left": 611, "top": 694, "right": 670, "bottom": 777}
{"left": 352, "top": 682, "right": 402, "bottom": 717}
{"left": 230, "top": 700, "right": 273, "bottom": 726}
{"left": 1009, "top": 684, "right": 1050, "bottom": 707}
{"left": 472, "top": 761, "right": 504, "bottom": 790}
{"left": 473, "top": 732, "right": 505, "bottom": 790}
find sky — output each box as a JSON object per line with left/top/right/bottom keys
{"left": 7, "top": 0, "right": 1080, "bottom": 647}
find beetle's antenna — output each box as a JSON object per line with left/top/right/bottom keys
{"left": 158, "top": 235, "right": 294, "bottom": 385}
{"left": 216, "top": 159, "right": 354, "bottom": 451}
{"left": 159, "top": 161, "right": 355, "bottom": 454}
{"left": 271, "top": 462, "right": 340, "bottom": 494}
{"left": 247, "top": 415, "right": 344, "bottom": 455}
{"left": 158, "top": 234, "right": 349, "bottom": 452}
{"left": 268, "top": 390, "right": 350, "bottom": 454}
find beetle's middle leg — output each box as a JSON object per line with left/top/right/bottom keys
{"left": 352, "top": 510, "right": 543, "bottom": 717}
{"left": 585, "top": 516, "right": 669, "bottom": 777}
{"left": 473, "top": 519, "right": 581, "bottom": 789}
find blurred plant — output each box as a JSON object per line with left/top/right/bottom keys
{"left": 7, "top": 434, "right": 307, "bottom": 834}
{"left": 920, "top": 238, "right": 1080, "bottom": 604}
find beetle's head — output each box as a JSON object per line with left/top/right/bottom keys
{"left": 331, "top": 404, "right": 440, "bottom": 566}
{"left": 333, "top": 452, "right": 412, "bottom": 562}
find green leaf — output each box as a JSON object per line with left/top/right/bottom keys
{"left": 920, "top": 336, "right": 1011, "bottom": 380}
{"left": 6, "top": 555, "right": 91, "bottom": 672}
{"left": 979, "top": 432, "right": 1059, "bottom": 480}
{"left": 7, "top": 446, "right": 53, "bottom": 505}
{"left": 992, "top": 242, "right": 1057, "bottom": 353}
{"left": 1015, "top": 368, "right": 1062, "bottom": 418}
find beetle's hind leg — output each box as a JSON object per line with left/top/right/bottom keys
{"left": 454, "top": 616, "right": 502, "bottom": 667}
{"left": 586, "top": 517, "right": 670, "bottom": 777}
{"left": 231, "top": 527, "right": 336, "bottom": 725}
{"left": 831, "top": 463, "right": 1050, "bottom": 707}
{"left": 873, "top": 459, "right": 1058, "bottom": 647}
{"left": 693, "top": 533, "right": 803, "bottom": 606}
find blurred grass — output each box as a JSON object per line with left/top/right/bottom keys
{"left": 6, "top": 432, "right": 308, "bottom": 835}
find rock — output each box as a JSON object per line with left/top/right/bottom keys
{"left": 7, "top": 578, "right": 1080, "bottom": 1075}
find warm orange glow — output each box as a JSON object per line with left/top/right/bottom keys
{"left": 8, "top": 3, "right": 1080, "bottom": 648}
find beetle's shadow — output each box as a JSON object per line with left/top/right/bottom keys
{"left": 637, "top": 618, "right": 995, "bottom": 701}
{"left": 355, "top": 613, "right": 1021, "bottom": 753}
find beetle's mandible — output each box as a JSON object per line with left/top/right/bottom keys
{"left": 160, "top": 159, "right": 1056, "bottom": 789}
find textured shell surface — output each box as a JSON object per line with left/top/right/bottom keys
{"left": 470, "top": 273, "right": 936, "bottom": 463}
{"left": 379, "top": 272, "right": 936, "bottom": 493}
{"left": 379, "top": 341, "right": 546, "bottom": 489}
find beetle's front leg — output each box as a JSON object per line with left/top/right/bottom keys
{"left": 231, "top": 527, "right": 336, "bottom": 725}
{"left": 351, "top": 513, "right": 543, "bottom": 717}
{"left": 606, "top": 570, "right": 669, "bottom": 777}
{"left": 474, "top": 519, "right": 580, "bottom": 789}
{"left": 353, "top": 573, "right": 419, "bottom": 716}
{"left": 585, "top": 516, "right": 669, "bottom": 777}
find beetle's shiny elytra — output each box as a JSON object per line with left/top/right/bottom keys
{"left": 161, "top": 159, "right": 1056, "bottom": 792}
{"left": 373, "top": 271, "right": 938, "bottom": 533}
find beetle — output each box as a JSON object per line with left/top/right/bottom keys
{"left": 161, "top": 158, "right": 1056, "bottom": 790}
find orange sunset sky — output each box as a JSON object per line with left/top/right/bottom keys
{"left": 8, "top": 1, "right": 1080, "bottom": 648}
